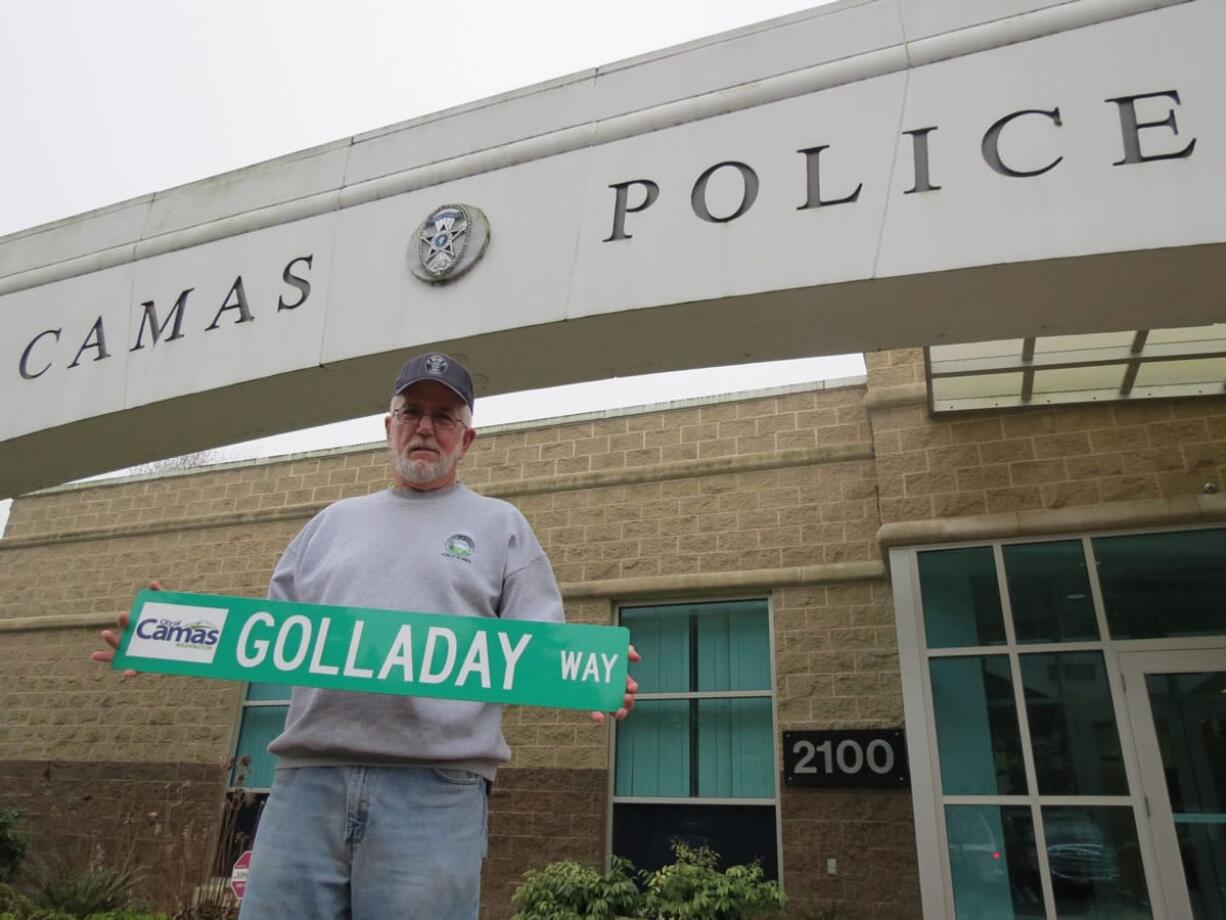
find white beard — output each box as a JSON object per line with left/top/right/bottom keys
{"left": 391, "top": 444, "right": 458, "bottom": 487}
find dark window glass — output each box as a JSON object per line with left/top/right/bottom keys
{"left": 230, "top": 705, "right": 287, "bottom": 788}
{"left": 920, "top": 547, "right": 1006, "bottom": 648}
{"left": 695, "top": 605, "right": 771, "bottom": 692}
{"left": 946, "top": 805, "right": 1044, "bottom": 919}
{"left": 931, "top": 656, "right": 1027, "bottom": 795}
{"left": 615, "top": 700, "right": 690, "bottom": 797}
{"left": 1094, "top": 528, "right": 1226, "bottom": 639}
{"left": 1003, "top": 541, "right": 1099, "bottom": 643}
{"left": 615, "top": 699, "right": 774, "bottom": 799}
{"left": 217, "top": 791, "right": 268, "bottom": 870}
{"left": 1042, "top": 806, "right": 1152, "bottom": 918}
{"left": 621, "top": 606, "right": 691, "bottom": 693}
{"left": 622, "top": 600, "right": 770, "bottom": 693}
{"left": 1146, "top": 670, "right": 1226, "bottom": 919}
{"left": 1174, "top": 822, "right": 1226, "bottom": 920}
{"left": 695, "top": 699, "right": 774, "bottom": 798}
{"left": 612, "top": 803, "right": 777, "bottom": 880}
{"left": 615, "top": 601, "right": 776, "bottom": 865}
{"left": 1020, "top": 652, "right": 1127, "bottom": 796}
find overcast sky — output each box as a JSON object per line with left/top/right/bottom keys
{"left": 0, "top": 0, "right": 858, "bottom": 532}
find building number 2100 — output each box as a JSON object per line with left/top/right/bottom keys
{"left": 783, "top": 730, "right": 908, "bottom": 788}
{"left": 792, "top": 737, "right": 895, "bottom": 776}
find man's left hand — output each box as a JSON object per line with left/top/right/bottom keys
{"left": 590, "top": 644, "right": 640, "bottom": 724}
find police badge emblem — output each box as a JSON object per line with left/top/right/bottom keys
{"left": 410, "top": 204, "right": 491, "bottom": 283}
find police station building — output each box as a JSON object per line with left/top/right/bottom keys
{"left": 1, "top": 1, "right": 1224, "bottom": 918}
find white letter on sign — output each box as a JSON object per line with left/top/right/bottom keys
{"left": 377, "top": 625, "right": 415, "bottom": 681}
{"left": 308, "top": 618, "right": 339, "bottom": 675}
{"left": 456, "top": 632, "right": 491, "bottom": 689}
{"left": 582, "top": 654, "right": 600, "bottom": 682}
{"left": 420, "top": 627, "right": 458, "bottom": 684}
{"left": 237, "top": 611, "right": 275, "bottom": 667}
{"left": 498, "top": 633, "right": 532, "bottom": 690}
{"left": 274, "top": 615, "right": 312, "bottom": 671}
{"left": 342, "top": 620, "right": 374, "bottom": 678}
{"left": 560, "top": 650, "right": 582, "bottom": 680}
{"left": 601, "top": 653, "right": 619, "bottom": 683}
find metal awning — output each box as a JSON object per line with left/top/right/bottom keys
{"left": 926, "top": 324, "right": 1226, "bottom": 413}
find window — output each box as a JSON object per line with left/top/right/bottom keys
{"left": 231, "top": 682, "right": 290, "bottom": 790}
{"left": 903, "top": 535, "right": 1185, "bottom": 920}
{"left": 612, "top": 599, "right": 778, "bottom": 878}
{"left": 218, "top": 683, "right": 290, "bottom": 866}
{"left": 1094, "top": 528, "right": 1226, "bottom": 639}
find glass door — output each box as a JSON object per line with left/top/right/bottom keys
{"left": 1121, "top": 648, "right": 1226, "bottom": 920}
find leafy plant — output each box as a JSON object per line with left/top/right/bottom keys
{"left": 510, "top": 857, "right": 639, "bottom": 920}
{"left": 0, "top": 883, "right": 35, "bottom": 915}
{"left": 29, "top": 854, "right": 145, "bottom": 919}
{"left": 510, "top": 843, "right": 786, "bottom": 920}
{"left": 638, "top": 842, "right": 786, "bottom": 920}
{"left": 0, "top": 811, "right": 28, "bottom": 883}
{"left": 0, "top": 883, "right": 75, "bottom": 920}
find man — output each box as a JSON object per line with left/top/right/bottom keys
{"left": 94, "top": 352, "right": 638, "bottom": 919}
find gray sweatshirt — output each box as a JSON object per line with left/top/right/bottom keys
{"left": 265, "top": 484, "right": 564, "bottom": 780}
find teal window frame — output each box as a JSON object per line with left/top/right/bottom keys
{"left": 614, "top": 599, "right": 777, "bottom": 802}
{"left": 897, "top": 525, "right": 1226, "bottom": 920}
{"left": 228, "top": 682, "right": 291, "bottom": 791}
{"left": 610, "top": 598, "right": 780, "bottom": 876}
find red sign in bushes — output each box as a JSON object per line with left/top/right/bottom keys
{"left": 230, "top": 850, "right": 252, "bottom": 900}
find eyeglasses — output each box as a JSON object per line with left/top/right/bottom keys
{"left": 390, "top": 407, "right": 465, "bottom": 431}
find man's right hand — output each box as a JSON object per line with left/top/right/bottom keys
{"left": 90, "top": 579, "right": 162, "bottom": 678}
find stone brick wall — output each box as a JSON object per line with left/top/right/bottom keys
{"left": 774, "top": 581, "right": 902, "bottom": 730}
{"left": 0, "top": 626, "right": 237, "bottom": 764}
{"left": 781, "top": 788, "right": 919, "bottom": 920}
{"left": 482, "top": 768, "right": 606, "bottom": 920}
{"left": 866, "top": 348, "right": 1226, "bottom": 524}
{"left": 0, "top": 758, "right": 227, "bottom": 909}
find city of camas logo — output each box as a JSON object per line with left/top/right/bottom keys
{"left": 135, "top": 618, "right": 220, "bottom": 648}
{"left": 114, "top": 591, "right": 629, "bottom": 712}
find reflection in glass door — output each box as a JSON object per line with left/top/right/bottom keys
{"left": 1123, "top": 650, "right": 1226, "bottom": 920}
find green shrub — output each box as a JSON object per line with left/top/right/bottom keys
{"left": 168, "top": 905, "right": 236, "bottom": 920}
{"left": 0, "top": 884, "right": 36, "bottom": 915}
{"left": 510, "top": 843, "right": 787, "bottom": 920}
{"left": 0, "top": 811, "right": 28, "bottom": 883}
{"left": 0, "top": 887, "right": 75, "bottom": 920}
{"left": 85, "top": 911, "right": 171, "bottom": 920}
{"left": 510, "top": 857, "right": 639, "bottom": 920}
{"left": 639, "top": 843, "right": 786, "bottom": 920}
{"left": 29, "top": 857, "right": 144, "bottom": 919}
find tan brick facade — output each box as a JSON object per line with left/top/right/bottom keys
{"left": 866, "top": 349, "right": 1226, "bottom": 526}
{"left": 4, "top": 360, "right": 1223, "bottom": 917}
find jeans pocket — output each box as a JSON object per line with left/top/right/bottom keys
{"left": 431, "top": 767, "right": 481, "bottom": 785}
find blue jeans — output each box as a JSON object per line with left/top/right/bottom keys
{"left": 238, "top": 766, "right": 488, "bottom": 920}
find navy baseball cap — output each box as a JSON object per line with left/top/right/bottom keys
{"left": 392, "top": 352, "right": 475, "bottom": 410}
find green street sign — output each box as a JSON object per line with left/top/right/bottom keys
{"left": 113, "top": 590, "right": 630, "bottom": 712}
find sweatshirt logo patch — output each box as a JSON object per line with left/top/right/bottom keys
{"left": 443, "top": 534, "right": 475, "bottom": 562}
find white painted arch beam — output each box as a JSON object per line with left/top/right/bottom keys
{"left": 1, "top": 0, "right": 1224, "bottom": 497}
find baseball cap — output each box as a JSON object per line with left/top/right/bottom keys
{"left": 392, "top": 352, "right": 475, "bottom": 410}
